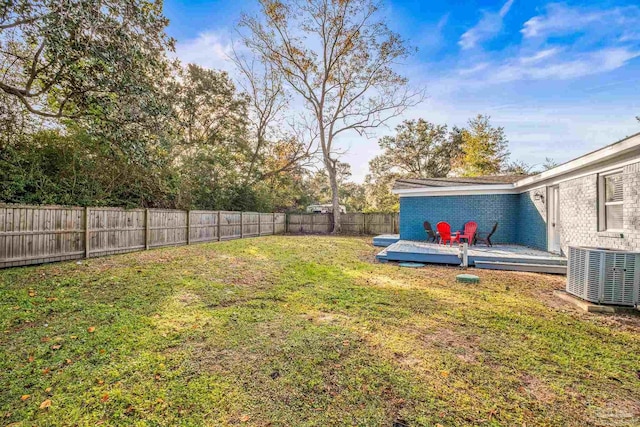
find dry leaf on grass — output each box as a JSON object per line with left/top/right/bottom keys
{"left": 39, "top": 399, "right": 52, "bottom": 409}
{"left": 87, "top": 327, "right": 96, "bottom": 333}
{"left": 20, "top": 395, "right": 30, "bottom": 401}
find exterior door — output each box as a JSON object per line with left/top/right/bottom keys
{"left": 548, "top": 185, "right": 561, "bottom": 254}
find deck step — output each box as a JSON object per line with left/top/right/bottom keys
{"left": 372, "top": 234, "right": 401, "bottom": 247}
{"left": 474, "top": 260, "right": 567, "bottom": 275}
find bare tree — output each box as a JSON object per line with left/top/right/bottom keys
{"left": 232, "top": 52, "right": 316, "bottom": 183}
{"left": 238, "top": 0, "right": 423, "bottom": 231}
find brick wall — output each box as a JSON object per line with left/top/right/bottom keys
{"left": 399, "top": 194, "right": 519, "bottom": 243}
{"left": 517, "top": 189, "right": 547, "bottom": 250}
{"left": 558, "top": 161, "right": 640, "bottom": 253}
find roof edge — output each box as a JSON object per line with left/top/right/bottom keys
{"left": 514, "top": 131, "right": 640, "bottom": 188}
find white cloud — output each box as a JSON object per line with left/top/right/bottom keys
{"left": 495, "top": 48, "right": 639, "bottom": 82}
{"left": 438, "top": 47, "right": 639, "bottom": 90}
{"left": 518, "top": 47, "right": 560, "bottom": 64}
{"left": 621, "top": 32, "right": 640, "bottom": 42}
{"left": 173, "top": 30, "right": 239, "bottom": 74}
{"left": 452, "top": 3, "right": 640, "bottom": 85}
{"left": 521, "top": 3, "right": 640, "bottom": 39}
{"left": 457, "top": 62, "right": 490, "bottom": 75}
{"left": 458, "top": 0, "right": 514, "bottom": 50}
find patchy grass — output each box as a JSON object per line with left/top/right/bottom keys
{"left": 1, "top": 235, "right": 639, "bottom": 426}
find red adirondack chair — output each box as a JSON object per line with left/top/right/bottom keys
{"left": 459, "top": 221, "right": 478, "bottom": 245}
{"left": 436, "top": 222, "right": 459, "bottom": 245}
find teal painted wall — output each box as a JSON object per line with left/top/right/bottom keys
{"left": 399, "top": 192, "right": 548, "bottom": 249}
{"left": 399, "top": 194, "right": 519, "bottom": 243}
{"left": 516, "top": 191, "right": 547, "bottom": 250}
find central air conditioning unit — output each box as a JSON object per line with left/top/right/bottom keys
{"left": 567, "top": 246, "right": 640, "bottom": 306}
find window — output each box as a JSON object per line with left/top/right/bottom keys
{"left": 598, "top": 171, "right": 623, "bottom": 231}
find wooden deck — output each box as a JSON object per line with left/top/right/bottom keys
{"left": 375, "top": 239, "right": 567, "bottom": 274}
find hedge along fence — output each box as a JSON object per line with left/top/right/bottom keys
{"left": 0, "top": 204, "right": 286, "bottom": 269}
{"left": 286, "top": 212, "right": 399, "bottom": 235}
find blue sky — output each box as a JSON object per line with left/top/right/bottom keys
{"left": 164, "top": 0, "right": 640, "bottom": 182}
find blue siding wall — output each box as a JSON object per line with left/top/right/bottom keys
{"left": 516, "top": 192, "right": 547, "bottom": 250}
{"left": 399, "top": 194, "right": 519, "bottom": 243}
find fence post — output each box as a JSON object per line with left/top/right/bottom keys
{"left": 217, "top": 211, "right": 222, "bottom": 241}
{"left": 363, "top": 213, "right": 366, "bottom": 235}
{"left": 84, "top": 207, "right": 90, "bottom": 258}
{"left": 285, "top": 213, "right": 289, "bottom": 233}
{"left": 310, "top": 213, "right": 314, "bottom": 234}
{"left": 145, "top": 208, "right": 150, "bottom": 250}
{"left": 186, "top": 210, "right": 191, "bottom": 245}
{"left": 240, "top": 212, "right": 244, "bottom": 238}
{"left": 258, "top": 213, "right": 261, "bottom": 236}
{"left": 272, "top": 213, "right": 275, "bottom": 235}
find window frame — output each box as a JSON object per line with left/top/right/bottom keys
{"left": 598, "top": 169, "right": 624, "bottom": 232}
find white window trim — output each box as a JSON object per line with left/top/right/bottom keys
{"left": 598, "top": 169, "right": 624, "bottom": 232}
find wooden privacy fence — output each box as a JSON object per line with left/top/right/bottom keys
{"left": 286, "top": 212, "right": 398, "bottom": 235}
{"left": 0, "top": 204, "right": 286, "bottom": 269}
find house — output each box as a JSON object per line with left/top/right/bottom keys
{"left": 392, "top": 132, "right": 640, "bottom": 255}
{"left": 306, "top": 204, "right": 347, "bottom": 214}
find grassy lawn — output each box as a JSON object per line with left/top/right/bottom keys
{"left": 1, "top": 236, "right": 639, "bottom": 426}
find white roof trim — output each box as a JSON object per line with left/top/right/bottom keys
{"left": 393, "top": 184, "right": 517, "bottom": 197}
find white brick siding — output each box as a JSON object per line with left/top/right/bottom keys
{"left": 558, "top": 161, "right": 640, "bottom": 253}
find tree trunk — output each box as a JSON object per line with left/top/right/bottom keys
{"left": 326, "top": 161, "right": 341, "bottom": 234}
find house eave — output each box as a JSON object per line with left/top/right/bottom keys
{"left": 392, "top": 184, "right": 517, "bottom": 197}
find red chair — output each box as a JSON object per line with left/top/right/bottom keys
{"left": 436, "top": 222, "right": 459, "bottom": 245}
{"left": 459, "top": 221, "right": 478, "bottom": 246}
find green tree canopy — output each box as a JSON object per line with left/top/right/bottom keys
{"left": 374, "top": 119, "right": 460, "bottom": 178}
{"left": 362, "top": 119, "right": 462, "bottom": 212}
{"left": 0, "top": 0, "right": 174, "bottom": 120}
{"left": 453, "top": 114, "right": 509, "bottom": 177}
